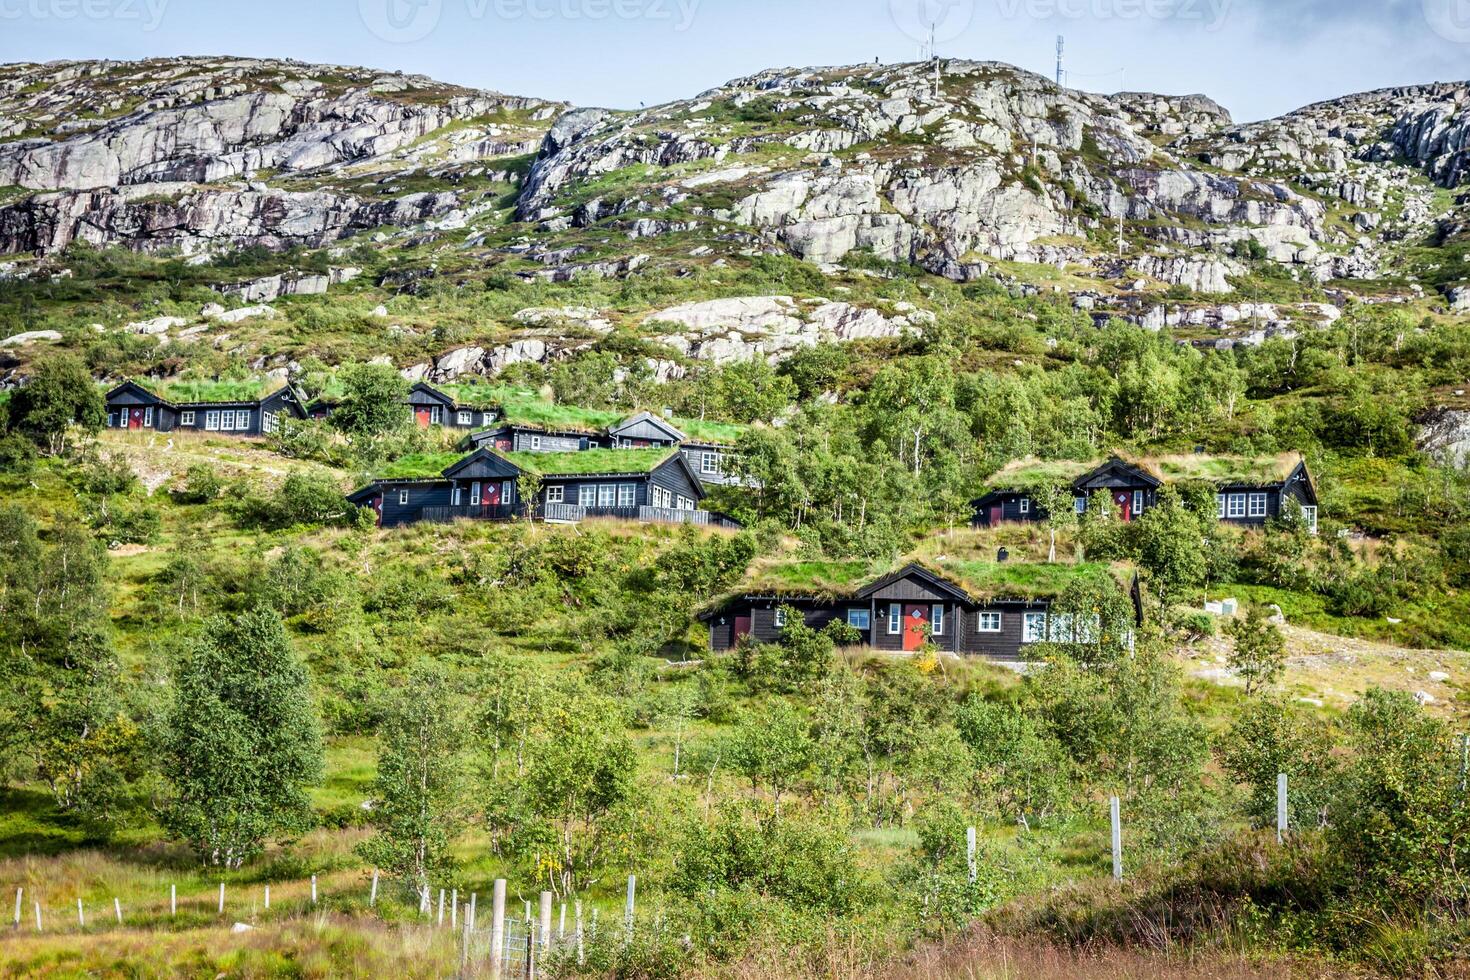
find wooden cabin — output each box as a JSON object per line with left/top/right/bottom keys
{"left": 972, "top": 453, "right": 1318, "bottom": 533}
{"left": 348, "top": 446, "right": 739, "bottom": 529}
{"left": 463, "top": 424, "right": 594, "bottom": 454}
{"left": 701, "top": 561, "right": 1141, "bottom": 663}
{"left": 104, "top": 379, "right": 308, "bottom": 437}
{"left": 406, "top": 382, "right": 499, "bottom": 431}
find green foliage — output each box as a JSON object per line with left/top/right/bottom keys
{"left": 1226, "top": 606, "right": 1286, "bottom": 696}
{"left": 5, "top": 352, "right": 105, "bottom": 454}
{"left": 331, "top": 363, "right": 410, "bottom": 438}
{"left": 162, "top": 608, "right": 324, "bottom": 868}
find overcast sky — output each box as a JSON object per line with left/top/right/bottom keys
{"left": 2, "top": 0, "right": 1467, "bottom": 122}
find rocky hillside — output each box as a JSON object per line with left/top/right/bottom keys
{"left": 0, "top": 55, "right": 1467, "bottom": 372}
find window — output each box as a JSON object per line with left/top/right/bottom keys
{"left": 398, "top": 490, "right": 409, "bottom": 506}
{"left": 458, "top": 411, "right": 472, "bottom": 426}
{"left": 888, "top": 604, "right": 902, "bottom": 635}
{"left": 1302, "top": 506, "right": 1319, "bottom": 534}
{"left": 977, "top": 611, "right": 1003, "bottom": 633}
{"left": 470, "top": 482, "right": 481, "bottom": 506}
{"left": 677, "top": 495, "right": 694, "bottom": 511}
{"left": 618, "top": 484, "right": 637, "bottom": 508}
{"left": 236, "top": 410, "right": 251, "bottom": 431}
{"left": 1228, "top": 494, "right": 1247, "bottom": 518}
{"left": 205, "top": 411, "right": 220, "bottom": 431}
{"left": 1019, "top": 498, "right": 1031, "bottom": 515}
{"left": 143, "top": 407, "right": 154, "bottom": 428}
{"left": 773, "top": 608, "right": 787, "bottom": 628}
{"left": 597, "top": 484, "right": 616, "bottom": 507}
{"left": 1248, "top": 493, "right": 1268, "bottom": 518}
{"left": 1074, "top": 497, "right": 1087, "bottom": 515}
{"left": 546, "top": 485, "right": 564, "bottom": 505}
{"left": 180, "top": 410, "right": 196, "bottom": 426}
{"left": 931, "top": 605, "right": 944, "bottom": 636}
{"left": 530, "top": 435, "right": 542, "bottom": 451}
{"left": 652, "top": 486, "right": 672, "bottom": 509}
{"left": 483, "top": 412, "right": 495, "bottom": 426}
{"left": 847, "top": 609, "right": 871, "bottom": 630}
{"left": 1216, "top": 494, "right": 1226, "bottom": 519}
{"left": 452, "top": 486, "right": 463, "bottom": 506}
{"left": 1133, "top": 490, "right": 1144, "bottom": 514}
{"left": 1023, "top": 613, "right": 1048, "bottom": 644}
{"left": 701, "top": 452, "right": 719, "bottom": 475}
{"left": 262, "top": 411, "right": 278, "bottom": 434}
{"left": 430, "top": 406, "right": 442, "bottom": 425}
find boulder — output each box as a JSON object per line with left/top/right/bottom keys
{"left": 0, "top": 329, "right": 62, "bottom": 346}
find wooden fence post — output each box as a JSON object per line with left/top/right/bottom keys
{"left": 575, "top": 899, "right": 585, "bottom": 966}
{"left": 369, "top": 871, "right": 379, "bottom": 908}
{"left": 1277, "top": 773, "right": 1289, "bottom": 844}
{"left": 469, "top": 892, "right": 477, "bottom": 931}
{"left": 1110, "top": 796, "right": 1123, "bottom": 881}
{"left": 34, "top": 900, "right": 41, "bottom": 932}
{"left": 489, "top": 879, "right": 506, "bottom": 980}
{"left": 966, "top": 826, "right": 977, "bottom": 884}
{"left": 558, "top": 901, "right": 566, "bottom": 940}
{"left": 310, "top": 875, "right": 317, "bottom": 905}
{"left": 218, "top": 883, "right": 225, "bottom": 915}
{"left": 77, "top": 898, "right": 84, "bottom": 928}
{"left": 538, "top": 891, "right": 553, "bottom": 954}
{"left": 264, "top": 884, "right": 271, "bottom": 911}
{"left": 170, "top": 884, "right": 176, "bottom": 918}
{"left": 13, "top": 887, "right": 20, "bottom": 928}
{"left": 114, "top": 897, "right": 122, "bottom": 925}
{"left": 451, "top": 889, "right": 459, "bottom": 931}
{"left": 437, "top": 888, "right": 446, "bottom": 927}
{"left": 623, "top": 875, "right": 636, "bottom": 945}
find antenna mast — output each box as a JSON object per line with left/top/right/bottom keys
{"left": 1055, "top": 35, "right": 1065, "bottom": 87}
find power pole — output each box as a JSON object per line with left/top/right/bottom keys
{"left": 1055, "top": 35, "right": 1065, "bottom": 87}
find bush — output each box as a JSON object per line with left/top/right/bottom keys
{"left": 177, "top": 463, "right": 224, "bottom": 504}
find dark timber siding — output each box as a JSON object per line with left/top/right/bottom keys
{"left": 650, "top": 457, "right": 704, "bottom": 504}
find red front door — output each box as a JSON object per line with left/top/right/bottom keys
{"left": 370, "top": 495, "right": 383, "bottom": 527}
{"left": 415, "top": 408, "right": 431, "bottom": 429}
{"left": 990, "top": 505, "right": 1003, "bottom": 525}
{"left": 734, "top": 616, "right": 752, "bottom": 645}
{"left": 483, "top": 481, "right": 502, "bottom": 514}
{"left": 128, "top": 408, "right": 144, "bottom": 430}
{"left": 903, "top": 604, "right": 928, "bottom": 651}
{"left": 1115, "top": 491, "right": 1132, "bottom": 522}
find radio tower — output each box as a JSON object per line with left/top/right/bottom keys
{"left": 1055, "top": 35, "right": 1065, "bottom": 87}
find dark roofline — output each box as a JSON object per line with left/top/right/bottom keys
{"left": 855, "top": 562, "right": 973, "bottom": 603}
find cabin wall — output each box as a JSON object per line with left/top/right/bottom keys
{"left": 651, "top": 460, "right": 704, "bottom": 506}
{"left": 512, "top": 431, "right": 585, "bottom": 453}
{"left": 378, "top": 482, "right": 454, "bottom": 528}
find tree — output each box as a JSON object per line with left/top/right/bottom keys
{"left": 1035, "top": 482, "right": 1079, "bottom": 563}
{"left": 1132, "top": 488, "right": 1211, "bottom": 604}
{"left": 7, "top": 353, "right": 105, "bottom": 454}
{"left": 332, "top": 363, "right": 410, "bottom": 438}
{"left": 357, "top": 664, "right": 467, "bottom": 895}
{"left": 162, "top": 608, "right": 323, "bottom": 868}
{"left": 729, "top": 699, "right": 812, "bottom": 815}
{"left": 1227, "top": 606, "right": 1286, "bottom": 696}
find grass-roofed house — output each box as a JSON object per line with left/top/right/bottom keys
{"left": 348, "top": 446, "right": 739, "bottom": 529}
{"left": 972, "top": 453, "right": 1318, "bottom": 533}
{"left": 700, "top": 559, "right": 1142, "bottom": 662}
{"left": 104, "top": 378, "right": 309, "bottom": 436}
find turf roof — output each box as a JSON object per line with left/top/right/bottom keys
{"left": 729, "top": 556, "right": 1132, "bottom": 603}
{"left": 983, "top": 453, "right": 1305, "bottom": 492}
{"left": 505, "top": 448, "right": 678, "bottom": 476}
{"left": 132, "top": 377, "right": 288, "bottom": 404}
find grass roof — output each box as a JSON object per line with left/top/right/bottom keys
{"left": 728, "top": 556, "right": 1132, "bottom": 603}
{"left": 482, "top": 383, "right": 747, "bottom": 444}
{"left": 377, "top": 453, "right": 464, "bottom": 479}
{"left": 983, "top": 453, "right": 1305, "bottom": 493}
{"left": 505, "top": 448, "right": 677, "bottom": 476}
{"left": 136, "top": 377, "right": 287, "bottom": 404}
{"left": 433, "top": 382, "right": 504, "bottom": 411}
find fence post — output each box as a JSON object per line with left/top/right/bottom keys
{"left": 264, "top": 884, "right": 271, "bottom": 911}
{"left": 438, "top": 888, "right": 446, "bottom": 927}
{"left": 370, "top": 871, "right": 379, "bottom": 908}
{"left": 1277, "top": 772, "right": 1289, "bottom": 844}
{"left": 218, "top": 883, "right": 226, "bottom": 915}
{"left": 451, "top": 889, "right": 459, "bottom": 931}
{"left": 468, "top": 891, "right": 477, "bottom": 931}
{"left": 966, "top": 826, "right": 977, "bottom": 884}
{"left": 77, "top": 898, "right": 84, "bottom": 929}
{"left": 539, "top": 891, "right": 553, "bottom": 954}
{"left": 1110, "top": 796, "right": 1123, "bottom": 881}
{"left": 1459, "top": 733, "right": 1468, "bottom": 794}
{"left": 34, "top": 901, "right": 41, "bottom": 931}
{"left": 13, "top": 887, "right": 20, "bottom": 928}
{"left": 170, "top": 884, "right": 176, "bottom": 918}
{"left": 558, "top": 902, "right": 566, "bottom": 940}
{"left": 419, "top": 886, "right": 430, "bottom": 917}
{"left": 310, "top": 875, "right": 317, "bottom": 905}
{"left": 114, "top": 897, "right": 122, "bottom": 925}
{"left": 489, "top": 879, "right": 506, "bottom": 980}
{"left": 623, "top": 875, "right": 636, "bottom": 945}
{"left": 575, "top": 899, "right": 585, "bottom": 966}
{"left": 591, "top": 908, "right": 599, "bottom": 942}
{"left": 527, "top": 918, "right": 537, "bottom": 980}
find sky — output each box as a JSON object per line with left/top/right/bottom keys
{"left": 1, "top": 0, "right": 1467, "bottom": 122}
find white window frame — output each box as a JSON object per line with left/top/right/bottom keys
{"left": 482, "top": 412, "right": 495, "bottom": 426}
{"left": 452, "top": 486, "right": 463, "bottom": 506}
{"left": 546, "top": 485, "right": 564, "bottom": 505}
{"left": 1133, "top": 490, "right": 1144, "bottom": 514}
{"left": 597, "top": 484, "right": 616, "bottom": 508}
{"left": 888, "top": 603, "right": 901, "bottom": 635}
{"left": 1217, "top": 494, "right": 1226, "bottom": 519}
{"left": 398, "top": 489, "right": 409, "bottom": 506}
{"left": 1248, "top": 493, "right": 1268, "bottom": 518}
{"left": 773, "top": 607, "right": 787, "bottom": 628}
{"left": 847, "top": 609, "right": 870, "bottom": 630}
{"left": 205, "top": 410, "right": 220, "bottom": 431}
{"left": 236, "top": 410, "right": 251, "bottom": 431}
{"left": 1228, "top": 493, "right": 1247, "bottom": 518}
{"left": 1074, "top": 497, "right": 1087, "bottom": 515}
{"left": 1302, "top": 505, "right": 1319, "bottom": 534}
{"left": 678, "top": 495, "right": 695, "bottom": 511}
{"left": 931, "top": 604, "right": 944, "bottom": 637}
{"left": 1023, "top": 612, "right": 1048, "bottom": 644}
{"left": 701, "top": 452, "right": 719, "bottom": 475}
{"left": 430, "top": 406, "right": 442, "bottom": 425}
{"left": 619, "top": 484, "right": 637, "bottom": 508}
{"left": 977, "top": 611, "right": 1003, "bottom": 633}
{"left": 181, "top": 410, "right": 197, "bottom": 426}
{"left": 470, "top": 482, "right": 481, "bottom": 507}
{"left": 262, "top": 411, "right": 278, "bottom": 434}
{"left": 1019, "top": 498, "right": 1031, "bottom": 515}
{"left": 142, "top": 406, "right": 153, "bottom": 428}
{"left": 458, "top": 411, "right": 472, "bottom": 426}
{"left": 530, "top": 435, "right": 542, "bottom": 451}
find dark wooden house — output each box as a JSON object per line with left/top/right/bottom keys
{"left": 349, "top": 446, "right": 738, "bottom": 529}
{"left": 406, "top": 382, "right": 500, "bottom": 431}
{"left": 605, "top": 412, "right": 685, "bottom": 449}
{"left": 1211, "top": 457, "right": 1318, "bottom": 532}
{"left": 701, "top": 561, "right": 1141, "bottom": 663}
{"left": 104, "top": 379, "right": 309, "bottom": 437}
{"left": 462, "top": 424, "right": 594, "bottom": 454}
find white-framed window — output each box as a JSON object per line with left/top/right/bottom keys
{"left": 1217, "top": 494, "right": 1226, "bottom": 519}
{"left": 180, "top": 410, "right": 196, "bottom": 426}
{"left": 458, "top": 411, "right": 472, "bottom": 426}
{"left": 452, "top": 486, "right": 463, "bottom": 506}
{"left": 597, "top": 484, "right": 616, "bottom": 507}
{"left": 652, "top": 486, "right": 672, "bottom": 509}
{"left": 530, "top": 435, "right": 542, "bottom": 451}
{"left": 977, "top": 611, "right": 1003, "bottom": 633}
{"left": 1074, "top": 497, "right": 1087, "bottom": 515}
{"left": 470, "top": 482, "right": 481, "bottom": 506}
{"left": 1302, "top": 505, "right": 1319, "bottom": 534}
{"left": 931, "top": 604, "right": 944, "bottom": 636}
{"left": 1248, "top": 493, "right": 1268, "bottom": 518}
{"left": 482, "top": 412, "right": 495, "bottom": 426}
{"left": 143, "top": 407, "right": 154, "bottom": 428}
{"left": 1023, "top": 612, "right": 1048, "bottom": 644}
{"left": 262, "top": 411, "right": 278, "bottom": 434}
{"left": 398, "top": 489, "right": 409, "bottom": 506}
{"left": 773, "top": 608, "right": 787, "bottom": 628}
{"left": 1133, "top": 490, "right": 1144, "bottom": 514}
{"left": 205, "top": 410, "right": 220, "bottom": 431}
{"left": 888, "top": 603, "right": 902, "bottom": 635}
{"left": 546, "top": 485, "right": 564, "bottom": 505}
{"left": 701, "top": 452, "right": 719, "bottom": 475}
{"left": 236, "top": 410, "right": 251, "bottom": 431}
{"left": 619, "top": 484, "right": 637, "bottom": 508}
{"left": 678, "top": 495, "right": 695, "bottom": 511}
{"left": 847, "top": 609, "right": 870, "bottom": 630}
{"left": 107, "top": 412, "right": 117, "bottom": 428}
{"left": 430, "top": 406, "right": 443, "bottom": 425}
{"left": 1019, "top": 498, "right": 1031, "bottom": 515}
{"left": 1228, "top": 494, "right": 1247, "bottom": 518}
